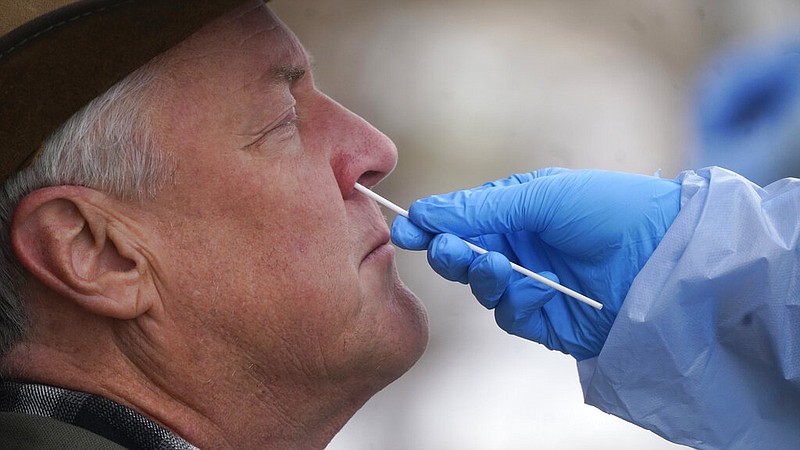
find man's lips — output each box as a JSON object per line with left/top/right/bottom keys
{"left": 355, "top": 184, "right": 397, "bottom": 264}
{"left": 361, "top": 225, "right": 393, "bottom": 264}
{"left": 368, "top": 228, "right": 391, "bottom": 252}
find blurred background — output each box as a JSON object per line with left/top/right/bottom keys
{"left": 270, "top": 1, "right": 800, "bottom": 449}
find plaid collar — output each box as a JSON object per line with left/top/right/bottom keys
{"left": 0, "top": 379, "right": 198, "bottom": 450}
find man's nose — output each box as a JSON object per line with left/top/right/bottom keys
{"left": 311, "top": 93, "right": 398, "bottom": 195}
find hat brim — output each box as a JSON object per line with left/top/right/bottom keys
{"left": 0, "top": 0, "right": 251, "bottom": 183}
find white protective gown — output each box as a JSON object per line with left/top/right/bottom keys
{"left": 578, "top": 166, "right": 800, "bottom": 450}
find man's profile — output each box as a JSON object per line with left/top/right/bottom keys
{"left": 0, "top": 1, "right": 429, "bottom": 448}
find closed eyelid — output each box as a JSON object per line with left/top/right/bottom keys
{"left": 239, "top": 105, "right": 298, "bottom": 150}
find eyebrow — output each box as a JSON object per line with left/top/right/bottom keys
{"left": 274, "top": 65, "right": 306, "bottom": 83}
{"left": 272, "top": 51, "right": 315, "bottom": 84}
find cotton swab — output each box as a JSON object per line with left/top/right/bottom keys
{"left": 355, "top": 183, "right": 603, "bottom": 310}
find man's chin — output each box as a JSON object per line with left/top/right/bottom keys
{"left": 385, "top": 278, "right": 429, "bottom": 375}
{"left": 353, "top": 267, "right": 428, "bottom": 384}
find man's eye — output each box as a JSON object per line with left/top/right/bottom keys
{"left": 247, "top": 107, "right": 300, "bottom": 149}
{"left": 268, "top": 107, "right": 299, "bottom": 137}
{"left": 274, "top": 107, "right": 299, "bottom": 131}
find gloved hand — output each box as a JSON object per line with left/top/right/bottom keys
{"left": 392, "top": 168, "right": 681, "bottom": 360}
{"left": 694, "top": 36, "right": 800, "bottom": 185}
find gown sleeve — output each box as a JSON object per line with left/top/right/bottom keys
{"left": 577, "top": 166, "right": 800, "bottom": 450}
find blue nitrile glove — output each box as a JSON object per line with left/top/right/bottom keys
{"left": 392, "top": 168, "right": 681, "bottom": 360}
{"left": 694, "top": 35, "right": 800, "bottom": 185}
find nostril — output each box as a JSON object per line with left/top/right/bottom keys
{"left": 357, "top": 171, "right": 384, "bottom": 189}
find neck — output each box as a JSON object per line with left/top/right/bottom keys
{"left": 134, "top": 360, "right": 372, "bottom": 449}
{"left": 6, "top": 323, "right": 375, "bottom": 449}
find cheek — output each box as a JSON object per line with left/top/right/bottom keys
{"left": 156, "top": 165, "right": 362, "bottom": 322}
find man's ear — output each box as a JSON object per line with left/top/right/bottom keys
{"left": 10, "top": 186, "right": 152, "bottom": 320}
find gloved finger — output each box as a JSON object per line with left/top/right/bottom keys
{"left": 407, "top": 177, "right": 554, "bottom": 237}
{"left": 391, "top": 215, "right": 432, "bottom": 250}
{"left": 409, "top": 171, "right": 584, "bottom": 238}
{"left": 467, "top": 251, "right": 512, "bottom": 309}
{"left": 481, "top": 168, "right": 572, "bottom": 188}
{"left": 411, "top": 171, "right": 680, "bottom": 257}
{"left": 493, "top": 272, "right": 559, "bottom": 344}
{"left": 427, "top": 233, "right": 476, "bottom": 284}
{"left": 406, "top": 170, "right": 571, "bottom": 237}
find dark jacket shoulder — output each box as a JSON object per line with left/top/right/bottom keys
{"left": 0, "top": 412, "right": 127, "bottom": 450}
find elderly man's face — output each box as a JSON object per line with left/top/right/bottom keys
{"left": 136, "top": 2, "right": 427, "bottom": 396}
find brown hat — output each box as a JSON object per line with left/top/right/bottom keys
{"left": 0, "top": 0, "right": 252, "bottom": 184}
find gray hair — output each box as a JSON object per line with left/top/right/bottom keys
{"left": 0, "top": 57, "right": 173, "bottom": 360}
